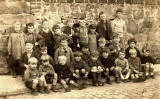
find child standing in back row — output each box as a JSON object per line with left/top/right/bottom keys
{"left": 8, "top": 21, "right": 26, "bottom": 78}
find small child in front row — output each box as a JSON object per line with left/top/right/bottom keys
{"left": 115, "top": 50, "right": 131, "bottom": 82}
{"left": 55, "top": 56, "right": 81, "bottom": 92}
{"left": 128, "top": 49, "right": 143, "bottom": 81}
{"left": 72, "top": 51, "right": 89, "bottom": 89}
{"left": 99, "top": 48, "right": 113, "bottom": 84}
{"left": 88, "top": 51, "right": 104, "bottom": 86}
{"left": 39, "top": 55, "right": 58, "bottom": 93}
{"left": 24, "top": 57, "right": 45, "bottom": 95}
{"left": 141, "top": 47, "right": 155, "bottom": 78}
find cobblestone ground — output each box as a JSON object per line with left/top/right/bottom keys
{"left": 4, "top": 72, "right": 160, "bottom": 99}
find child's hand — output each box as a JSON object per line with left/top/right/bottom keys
{"left": 65, "top": 78, "right": 69, "bottom": 81}
{"left": 91, "top": 66, "right": 97, "bottom": 72}
{"left": 35, "top": 42, "right": 38, "bottom": 46}
{"left": 73, "top": 73, "right": 80, "bottom": 78}
{"left": 24, "top": 64, "right": 28, "bottom": 68}
{"left": 110, "top": 67, "right": 114, "bottom": 71}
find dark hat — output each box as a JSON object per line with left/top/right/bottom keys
{"left": 102, "top": 47, "right": 110, "bottom": 54}
{"left": 128, "top": 38, "right": 137, "bottom": 44}
{"left": 52, "top": 25, "right": 60, "bottom": 31}
{"left": 89, "top": 24, "right": 96, "bottom": 29}
{"left": 40, "top": 46, "right": 47, "bottom": 50}
{"left": 73, "top": 23, "right": 80, "bottom": 28}
{"left": 74, "top": 51, "right": 82, "bottom": 57}
{"left": 116, "top": 8, "right": 123, "bottom": 13}
{"left": 90, "top": 50, "right": 99, "bottom": 57}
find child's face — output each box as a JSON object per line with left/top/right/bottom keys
{"left": 130, "top": 53, "right": 137, "bottom": 58}
{"left": 144, "top": 50, "right": 150, "bottom": 56}
{"left": 102, "top": 52, "right": 109, "bottom": 58}
{"left": 61, "top": 40, "right": 68, "bottom": 48}
{"left": 79, "top": 20, "right": 86, "bottom": 27}
{"left": 82, "top": 48, "right": 89, "bottom": 53}
{"left": 26, "top": 43, "right": 33, "bottom": 52}
{"left": 100, "top": 14, "right": 106, "bottom": 21}
{"left": 54, "top": 28, "right": 61, "bottom": 35}
{"left": 116, "top": 12, "right": 123, "bottom": 19}
{"left": 29, "top": 62, "right": 37, "bottom": 69}
{"left": 119, "top": 52, "right": 125, "bottom": 59}
{"left": 59, "top": 58, "right": 67, "bottom": 65}
{"left": 67, "top": 20, "right": 74, "bottom": 27}
{"left": 75, "top": 56, "right": 81, "bottom": 61}
{"left": 41, "top": 50, "right": 47, "bottom": 55}
{"left": 91, "top": 56, "right": 98, "bottom": 61}
{"left": 42, "top": 21, "right": 49, "bottom": 29}
{"left": 129, "top": 42, "right": 136, "bottom": 49}
{"left": 113, "top": 37, "right": 120, "bottom": 44}
{"left": 42, "top": 60, "right": 49, "bottom": 66}
{"left": 99, "top": 42, "right": 106, "bottom": 48}
{"left": 27, "top": 26, "right": 34, "bottom": 33}
{"left": 14, "top": 24, "right": 21, "bottom": 32}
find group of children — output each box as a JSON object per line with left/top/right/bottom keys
{"left": 7, "top": 9, "right": 156, "bottom": 95}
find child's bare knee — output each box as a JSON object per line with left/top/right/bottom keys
{"left": 81, "top": 69, "right": 86, "bottom": 73}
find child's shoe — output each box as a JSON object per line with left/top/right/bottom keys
{"left": 52, "top": 85, "right": 58, "bottom": 92}
{"left": 98, "top": 81, "right": 104, "bottom": 86}
{"left": 45, "top": 86, "right": 50, "bottom": 94}
{"left": 106, "top": 78, "right": 112, "bottom": 85}
{"left": 115, "top": 77, "right": 120, "bottom": 83}
{"left": 65, "top": 87, "right": 71, "bottom": 92}
{"left": 31, "top": 89, "right": 38, "bottom": 96}
{"left": 92, "top": 82, "right": 98, "bottom": 86}
{"left": 39, "top": 86, "right": 45, "bottom": 93}
{"left": 150, "top": 75, "right": 155, "bottom": 79}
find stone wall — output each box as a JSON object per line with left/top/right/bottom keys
{"left": 0, "top": 0, "right": 160, "bottom": 73}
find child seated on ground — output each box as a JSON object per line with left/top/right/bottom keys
{"left": 24, "top": 57, "right": 45, "bottom": 95}
{"left": 98, "top": 37, "right": 110, "bottom": 58}
{"left": 125, "top": 38, "right": 141, "bottom": 59}
{"left": 37, "top": 46, "right": 54, "bottom": 66}
{"left": 19, "top": 42, "right": 37, "bottom": 78}
{"left": 99, "top": 48, "right": 113, "bottom": 85}
{"left": 141, "top": 47, "right": 156, "bottom": 79}
{"left": 55, "top": 56, "right": 81, "bottom": 92}
{"left": 88, "top": 51, "right": 104, "bottom": 86}
{"left": 128, "top": 49, "right": 144, "bottom": 81}
{"left": 115, "top": 50, "right": 131, "bottom": 83}
{"left": 39, "top": 54, "right": 58, "bottom": 93}
{"left": 54, "top": 37, "right": 74, "bottom": 65}
{"left": 72, "top": 51, "right": 89, "bottom": 89}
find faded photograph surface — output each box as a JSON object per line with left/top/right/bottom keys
{"left": 0, "top": 0, "right": 160, "bottom": 99}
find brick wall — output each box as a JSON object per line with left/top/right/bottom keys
{"left": 0, "top": 0, "right": 160, "bottom": 73}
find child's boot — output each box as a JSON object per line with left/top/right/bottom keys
{"left": 39, "top": 86, "right": 45, "bottom": 93}
{"left": 65, "top": 87, "right": 71, "bottom": 92}
{"left": 106, "top": 77, "right": 112, "bottom": 85}
{"left": 45, "top": 86, "right": 50, "bottom": 94}
{"left": 115, "top": 77, "right": 120, "bottom": 83}
{"left": 52, "top": 85, "right": 58, "bottom": 92}
{"left": 31, "top": 89, "right": 38, "bottom": 96}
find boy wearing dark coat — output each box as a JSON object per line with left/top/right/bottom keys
{"left": 55, "top": 56, "right": 81, "bottom": 92}
{"left": 88, "top": 51, "right": 105, "bottom": 86}
{"left": 141, "top": 47, "right": 155, "bottom": 78}
{"left": 39, "top": 20, "right": 54, "bottom": 58}
{"left": 72, "top": 51, "right": 89, "bottom": 89}
{"left": 125, "top": 38, "right": 141, "bottom": 59}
